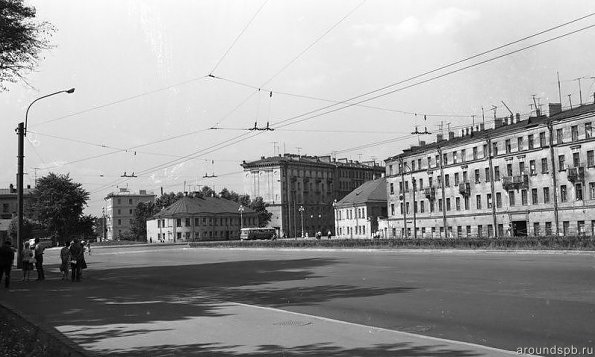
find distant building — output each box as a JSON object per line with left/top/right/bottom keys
{"left": 104, "top": 188, "right": 156, "bottom": 240}
{"left": 146, "top": 196, "right": 258, "bottom": 242}
{"left": 0, "top": 184, "right": 34, "bottom": 243}
{"left": 334, "top": 178, "right": 387, "bottom": 238}
{"left": 242, "top": 154, "right": 385, "bottom": 238}
{"left": 382, "top": 102, "right": 595, "bottom": 238}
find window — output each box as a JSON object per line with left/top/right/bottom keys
{"left": 573, "top": 152, "right": 580, "bottom": 168}
{"left": 195, "top": 218, "right": 200, "bottom": 226}
{"left": 419, "top": 178, "right": 424, "bottom": 190}
{"left": 532, "top": 188, "right": 538, "bottom": 204}
{"left": 590, "top": 183, "right": 595, "bottom": 200}
{"left": 507, "top": 163, "right": 513, "bottom": 177}
{"left": 494, "top": 166, "right": 500, "bottom": 181}
{"left": 485, "top": 167, "right": 490, "bottom": 181}
{"left": 388, "top": 165, "right": 393, "bottom": 176}
{"left": 571, "top": 125, "right": 579, "bottom": 142}
{"left": 461, "top": 149, "right": 466, "bottom": 162}
{"left": 476, "top": 195, "right": 482, "bottom": 209}
{"left": 157, "top": 220, "right": 161, "bottom": 228}
{"left": 539, "top": 132, "right": 547, "bottom": 147}
{"left": 505, "top": 139, "right": 512, "bottom": 153}
{"left": 399, "top": 182, "right": 403, "bottom": 193}
{"left": 488, "top": 225, "right": 494, "bottom": 238}
{"left": 418, "top": 158, "right": 422, "bottom": 169}
{"left": 406, "top": 202, "right": 410, "bottom": 214}
{"left": 477, "top": 225, "right": 483, "bottom": 238}
{"left": 545, "top": 222, "right": 552, "bottom": 235}
{"left": 176, "top": 219, "right": 182, "bottom": 227}
{"left": 560, "top": 185, "right": 567, "bottom": 202}
{"left": 457, "top": 226, "right": 462, "bottom": 237}
{"left": 391, "top": 204, "right": 395, "bottom": 216}
{"left": 411, "top": 160, "right": 416, "bottom": 171}
{"left": 528, "top": 134, "right": 534, "bottom": 149}
{"left": 129, "top": 199, "right": 133, "bottom": 205}
{"left": 473, "top": 147, "right": 478, "bottom": 160}
{"left": 117, "top": 198, "right": 121, "bottom": 204}
{"left": 420, "top": 201, "right": 425, "bottom": 213}
{"left": 529, "top": 160, "right": 536, "bottom": 175}
{"left": 588, "top": 150, "right": 594, "bottom": 167}
{"left": 487, "top": 193, "right": 492, "bottom": 209}
{"left": 466, "top": 225, "right": 471, "bottom": 237}
{"left": 456, "top": 197, "right": 461, "bottom": 211}
{"left": 483, "top": 144, "right": 489, "bottom": 158}
{"left": 578, "top": 221, "right": 586, "bottom": 236}
{"left": 117, "top": 219, "right": 121, "bottom": 225}
{"left": 533, "top": 222, "right": 540, "bottom": 236}
{"left": 445, "top": 174, "right": 450, "bottom": 187}
{"left": 558, "top": 155, "right": 565, "bottom": 171}
{"left": 453, "top": 152, "right": 458, "bottom": 164}
{"left": 462, "top": 171, "right": 468, "bottom": 182}
{"left": 576, "top": 183, "right": 583, "bottom": 201}
{"left": 185, "top": 218, "right": 191, "bottom": 226}
{"left": 563, "top": 221, "right": 569, "bottom": 236}
{"left": 454, "top": 173, "right": 460, "bottom": 185}
{"left": 427, "top": 156, "right": 432, "bottom": 168}
{"left": 436, "top": 154, "right": 440, "bottom": 166}
{"left": 464, "top": 196, "right": 470, "bottom": 210}
{"left": 430, "top": 200, "right": 435, "bottom": 212}
{"left": 496, "top": 192, "right": 502, "bottom": 208}
{"left": 446, "top": 198, "right": 451, "bottom": 211}
{"left": 117, "top": 209, "right": 121, "bottom": 215}
{"left": 414, "top": 201, "right": 418, "bottom": 213}
{"left": 517, "top": 137, "right": 524, "bottom": 151}
{"left": 390, "top": 183, "right": 394, "bottom": 195}
{"left": 474, "top": 169, "right": 480, "bottom": 184}
{"left": 541, "top": 158, "right": 549, "bottom": 174}
{"left": 177, "top": 232, "right": 182, "bottom": 239}
{"left": 438, "top": 199, "right": 443, "bottom": 212}
{"left": 586, "top": 122, "right": 593, "bottom": 139}
{"left": 544, "top": 187, "right": 550, "bottom": 203}
{"left": 492, "top": 142, "right": 498, "bottom": 156}
{"left": 556, "top": 128, "right": 564, "bottom": 144}
{"left": 509, "top": 191, "right": 515, "bottom": 206}
{"left": 521, "top": 189, "right": 528, "bottom": 205}
{"left": 519, "top": 162, "right": 525, "bottom": 175}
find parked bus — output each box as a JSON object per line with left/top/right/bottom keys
{"left": 240, "top": 227, "right": 277, "bottom": 240}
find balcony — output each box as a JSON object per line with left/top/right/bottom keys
{"left": 502, "top": 174, "right": 529, "bottom": 190}
{"left": 567, "top": 166, "right": 585, "bottom": 183}
{"left": 424, "top": 187, "right": 436, "bottom": 200}
{"left": 458, "top": 182, "right": 470, "bottom": 196}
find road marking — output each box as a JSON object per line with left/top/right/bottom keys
{"left": 231, "top": 301, "right": 521, "bottom": 356}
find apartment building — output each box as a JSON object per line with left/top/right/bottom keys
{"left": 382, "top": 102, "right": 595, "bottom": 238}
{"left": 334, "top": 178, "right": 387, "bottom": 238}
{"left": 104, "top": 188, "right": 156, "bottom": 240}
{"left": 241, "top": 154, "right": 385, "bottom": 238}
{"left": 146, "top": 196, "right": 257, "bottom": 242}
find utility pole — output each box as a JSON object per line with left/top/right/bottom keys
{"left": 16, "top": 122, "right": 24, "bottom": 268}
{"left": 399, "top": 158, "right": 407, "bottom": 238}
{"left": 547, "top": 121, "right": 560, "bottom": 235}
{"left": 487, "top": 137, "right": 498, "bottom": 237}
{"left": 437, "top": 147, "right": 448, "bottom": 237}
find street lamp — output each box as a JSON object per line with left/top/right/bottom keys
{"left": 238, "top": 205, "right": 244, "bottom": 230}
{"left": 298, "top": 205, "right": 305, "bottom": 238}
{"left": 16, "top": 88, "right": 75, "bottom": 268}
{"left": 332, "top": 199, "right": 338, "bottom": 238}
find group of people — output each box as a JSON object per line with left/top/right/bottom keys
{"left": 0, "top": 237, "right": 90, "bottom": 288}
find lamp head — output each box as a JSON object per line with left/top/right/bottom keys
{"left": 66, "top": 88, "right": 75, "bottom": 94}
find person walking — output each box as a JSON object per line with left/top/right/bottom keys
{"left": 59, "top": 241, "right": 71, "bottom": 280}
{"left": 327, "top": 230, "right": 332, "bottom": 239}
{"left": 33, "top": 238, "right": 45, "bottom": 280}
{"left": 69, "top": 239, "right": 83, "bottom": 282}
{"left": 0, "top": 241, "right": 15, "bottom": 289}
{"left": 21, "top": 241, "right": 35, "bottom": 281}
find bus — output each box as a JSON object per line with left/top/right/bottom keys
{"left": 240, "top": 227, "right": 277, "bottom": 240}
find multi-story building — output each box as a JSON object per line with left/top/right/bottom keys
{"left": 104, "top": 188, "right": 155, "bottom": 240}
{"left": 334, "top": 178, "right": 387, "bottom": 238}
{"left": 146, "top": 196, "right": 258, "bottom": 242}
{"left": 0, "top": 184, "right": 34, "bottom": 243}
{"left": 382, "top": 102, "right": 595, "bottom": 238}
{"left": 241, "top": 154, "right": 385, "bottom": 238}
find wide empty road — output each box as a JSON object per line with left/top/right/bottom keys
{"left": 2, "top": 246, "right": 594, "bottom": 356}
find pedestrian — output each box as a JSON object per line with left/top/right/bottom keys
{"left": 59, "top": 241, "right": 71, "bottom": 280}
{"left": 69, "top": 239, "right": 83, "bottom": 282}
{"left": 33, "top": 237, "right": 45, "bottom": 280}
{"left": 0, "top": 241, "right": 15, "bottom": 289}
{"left": 327, "top": 230, "right": 332, "bottom": 239}
{"left": 21, "top": 241, "right": 35, "bottom": 281}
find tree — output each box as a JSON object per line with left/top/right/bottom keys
{"left": 0, "top": 0, "right": 55, "bottom": 90}
{"left": 249, "top": 196, "right": 273, "bottom": 227}
{"left": 155, "top": 192, "right": 183, "bottom": 210}
{"left": 130, "top": 201, "right": 158, "bottom": 241}
{"left": 32, "top": 173, "right": 89, "bottom": 244}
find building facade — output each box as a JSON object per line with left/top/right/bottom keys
{"left": 334, "top": 178, "right": 387, "bottom": 238}
{"left": 382, "top": 103, "right": 595, "bottom": 238}
{"left": 146, "top": 196, "right": 258, "bottom": 243}
{"left": 242, "top": 154, "right": 385, "bottom": 238}
{"left": 0, "top": 184, "right": 34, "bottom": 243}
{"left": 104, "top": 188, "right": 156, "bottom": 240}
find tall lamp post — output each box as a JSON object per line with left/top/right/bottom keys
{"left": 16, "top": 88, "right": 75, "bottom": 268}
{"left": 332, "top": 199, "right": 338, "bottom": 238}
{"left": 238, "top": 205, "right": 244, "bottom": 230}
{"left": 298, "top": 205, "right": 305, "bottom": 238}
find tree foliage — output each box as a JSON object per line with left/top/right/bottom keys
{"left": 249, "top": 196, "right": 273, "bottom": 227}
{"left": 0, "top": 0, "right": 55, "bottom": 90}
{"left": 32, "top": 173, "right": 90, "bottom": 243}
{"left": 130, "top": 201, "right": 157, "bottom": 241}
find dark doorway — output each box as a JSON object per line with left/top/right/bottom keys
{"left": 512, "top": 220, "right": 528, "bottom": 237}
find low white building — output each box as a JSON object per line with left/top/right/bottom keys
{"left": 146, "top": 196, "right": 258, "bottom": 243}
{"left": 334, "top": 178, "right": 387, "bottom": 238}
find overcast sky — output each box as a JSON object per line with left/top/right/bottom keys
{"left": 2, "top": 0, "right": 595, "bottom": 216}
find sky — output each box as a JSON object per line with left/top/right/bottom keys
{"left": 2, "top": 0, "right": 595, "bottom": 217}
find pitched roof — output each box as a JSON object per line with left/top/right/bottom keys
{"left": 151, "top": 196, "right": 255, "bottom": 219}
{"left": 336, "top": 178, "right": 387, "bottom": 207}
{"left": 242, "top": 153, "right": 383, "bottom": 170}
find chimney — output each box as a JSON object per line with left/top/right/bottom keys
{"left": 437, "top": 133, "right": 444, "bottom": 141}
{"left": 420, "top": 141, "right": 426, "bottom": 146}
{"left": 516, "top": 113, "right": 521, "bottom": 122}
{"left": 549, "top": 103, "right": 562, "bottom": 116}
{"left": 494, "top": 118, "right": 503, "bottom": 128}
{"left": 448, "top": 131, "right": 455, "bottom": 140}
{"left": 510, "top": 114, "right": 514, "bottom": 124}
{"left": 9, "top": 184, "right": 14, "bottom": 193}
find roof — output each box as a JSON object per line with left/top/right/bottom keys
{"left": 242, "top": 153, "right": 384, "bottom": 170}
{"left": 151, "top": 196, "right": 256, "bottom": 219}
{"left": 336, "top": 178, "right": 387, "bottom": 207}
{"left": 385, "top": 102, "right": 595, "bottom": 162}
{"left": 0, "top": 188, "right": 35, "bottom": 196}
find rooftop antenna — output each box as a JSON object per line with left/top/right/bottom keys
{"left": 501, "top": 101, "right": 513, "bottom": 116}
{"left": 568, "top": 94, "right": 573, "bottom": 110}
{"left": 490, "top": 105, "right": 497, "bottom": 120}
{"left": 270, "top": 141, "right": 279, "bottom": 156}
{"left": 574, "top": 77, "right": 583, "bottom": 105}
{"left": 557, "top": 71, "right": 562, "bottom": 104}
{"left": 481, "top": 107, "right": 485, "bottom": 126}
{"left": 531, "top": 95, "right": 540, "bottom": 115}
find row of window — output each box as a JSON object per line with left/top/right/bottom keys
{"left": 392, "top": 220, "right": 595, "bottom": 238}
{"left": 390, "top": 151, "right": 595, "bottom": 194}
{"left": 156, "top": 230, "right": 236, "bottom": 240}
{"left": 391, "top": 182, "right": 595, "bottom": 215}
{"left": 338, "top": 225, "right": 366, "bottom": 236}
{"left": 337, "top": 207, "right": 367, "bottom": 220}
{"left": 156, "top": 216, "right": 257, "bottom": 228}
{"left": 387, "top": 122, "right": 593, "bottom": 175}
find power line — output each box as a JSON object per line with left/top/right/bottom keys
{"left": 210, "top": 0, "right": 270, "bottom": 75}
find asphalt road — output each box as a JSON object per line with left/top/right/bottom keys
{"left": 1, "top": 245, "right": 594, "bottom": 356}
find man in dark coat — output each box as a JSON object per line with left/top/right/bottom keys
{"left": 69, "top": 239, "right": 84, "bottom": 282}
{"left": 34, "top": 237, "right": 45, "bottom": 280}
{"left": 0, "top": 241, "right": 15, "bottom": 288}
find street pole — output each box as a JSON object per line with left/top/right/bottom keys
{"left": 299, "top": 206, "right": 305, "bottom": 238}
{"left": 399, "top": 158, "right": 407, "bottom": 238}
{"left": 411, "top": 172, "right": 417, "bottom": 239}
